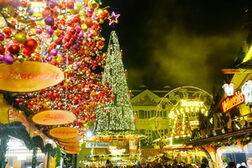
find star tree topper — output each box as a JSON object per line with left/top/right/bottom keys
{"left": 108, "top": 11, "right": 120, "bottom": 26}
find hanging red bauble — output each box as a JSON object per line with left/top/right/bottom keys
{"left": 66, "top": 0, "right": 74, "bottom": 9}
{"left": 24, "top": 38, "right": 38, "bottom": 53}
{"left": 85, "top": 17, "right": 93, "bottom": 27}
{"left": 0, "top": 0, "right": 9, "bottom": 7}
{"left": 42, "top": 7, "right": 51, "bottom": 18}
{"left": 8, "top": 44, "right": 20, "bottom": 54}
{"left": 20, "top": 0, "right": 28, "bottom": 7}
{"left": 0, "top": 46, "right": 5, "bottom": 55}
{"left": 3, "top": 27, "right": 12, "bottom": 37}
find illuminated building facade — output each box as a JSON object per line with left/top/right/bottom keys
{"left": 130, "top": 89, "right": 172, "bottom": 146}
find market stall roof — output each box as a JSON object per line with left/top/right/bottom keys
{"left": 186, "top": 127, "right": 252, "bottom": 146}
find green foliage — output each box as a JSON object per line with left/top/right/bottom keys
{"left": 64, "top": 154, "right": 76, "bottom": 168}
{"left": 0, "top": 136, "right": 9, "bottom": 168}
{"left": 56, "top": 145, "right": 62, "bottom": 167}
{"left": 32, "top": 136, "right": 44, "bottom": 151}
{"left": 32, "top": 148, "right": 38, "bottom": 168}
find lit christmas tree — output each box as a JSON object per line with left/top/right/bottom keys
{"left": 95, "top": 31, "right": 135, "bottom": 132}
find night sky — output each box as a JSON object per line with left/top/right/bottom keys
{"left": 102, "top": 0, "right": 252, "bottom": 94}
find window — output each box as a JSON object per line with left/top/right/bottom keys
{"left": 163, "top": 111, "right": 167, "bottom": 118}
{"left": 139, "top": 110, "right": 144, "bottom": 119}
{"left": 144, "top": 111, "right": 148, "bottom": 118}
{"left": 159, "top": 129, "right": 165, "bottom": 137}
{"left": 151, "top": 110, "right": 155, "bottom": 117}
{"left": 145, "top": 130, "right": 152, "bottom": 141}
{"left": 140, "top": 129, "right": 145, "bottom": 134}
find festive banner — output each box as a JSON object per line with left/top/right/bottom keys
{"left": 32, "top": 110, "right": 76, "bottom": 125}
{"left": 0, "top": 61, "right": 64, "bottom": 92}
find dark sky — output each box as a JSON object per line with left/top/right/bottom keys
{"left": 102, "top": 0, "right": 252, "bottom": 94}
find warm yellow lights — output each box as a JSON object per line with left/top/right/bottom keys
{"left": 181, "top": 100, "right": 204, "bottom": 107}
{"left": 242, "top": 46, "right": 252, "bottom": 63}
{"left": 190, "top": 121, "right": 199, "bottom": 126}
{"left": 30, "top": 1, "right": 46, "bottom": 17}
{"left": 109, "top": 147, "right": 126, "bottom": 155}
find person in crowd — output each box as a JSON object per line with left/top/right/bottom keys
{"left": 179, "top": 162, "right": 186, "bottom": 168}
{"left": 201, "top": 164, "right": 207, "bottom": 168}
{"left": 136, "top": 161, "right": 142, "bottom": 168}
{"left": 239, "top": 166, "right": 246, "bottom": 168}
{"left": 227, "top": 162, "right": 236, "bottom": 168}
{"left": 105, "top": 160, "right": 113, "bottom": 168}
{"left": 186, "top": 164, "right": 193, "bottom": 168}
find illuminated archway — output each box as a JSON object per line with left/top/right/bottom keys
{"left": 155, "top": 86, "right": 213, "bottom": 140}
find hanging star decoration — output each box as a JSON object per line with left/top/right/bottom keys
{"left": 108, "top": 11, "right": 120, "bottom": 26}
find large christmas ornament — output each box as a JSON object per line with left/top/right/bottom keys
{"left": 45, "top": 16, "right": 54, "bottom": 26}
{"left": 70, "top": 4, "right": 81, "bottom": 14}
{"left": 8, "top": 44, "right": 20, "bottom": 55}
{"left": 3, "top": 53, "right": 15, "bottom": 65}
{"left": 3, "top": 27, "right": 12, "bottom": 37}
{"left": 42, "top": 7, "right": 51, "bottom": 18}
{"left": 0, "top": 46, "right": 5, "bottom": 55}
{"left": 66, "top": 0, "right": 74, "bottom": 9}
{"left": 24, "top": 38, "right": 38, "bottom": 53}
{"left": 15, "top": 32, "right": 27, "bottom": 44}
{"left": 0, "top": 0, "right": 9, "bottom": 7}
{"left": 0, "top": 33, "right": 5, "bottom": 41}
{"left": 10, "top": 0, "right": 20, "bottom": 8}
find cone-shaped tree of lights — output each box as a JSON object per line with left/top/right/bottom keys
{"left": 95, "top": 31, "right": 135, "bottom": 132}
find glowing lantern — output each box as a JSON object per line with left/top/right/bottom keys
{"left": 242, "top": 80, "right": 252, "bottom": 105}
{"left": 222, "top": 83, "right": 234, "bottom": 96}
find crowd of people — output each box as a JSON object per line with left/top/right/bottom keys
{"left": 95, "top": 160, "right": 249, "bottom": 168}
{"left": 98, "top": 160, "right": 208, "bottom": 168}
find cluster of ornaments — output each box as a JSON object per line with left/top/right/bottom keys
{"left": 0, "top": 0, "right": 114, "bottom": 134}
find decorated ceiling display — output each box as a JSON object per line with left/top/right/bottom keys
{"left": 1, "top": 0, "right": 114, "bottom": 135}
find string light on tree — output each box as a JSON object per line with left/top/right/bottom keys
{"left": 95, "top": 31, "right": 135, "bottom": 132}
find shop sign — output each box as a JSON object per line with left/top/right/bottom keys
{"left": 86, "top": 142, "right": 110, "bottom": 148}
{"left": 49, "top": 127, "right": 79, "bottom": 139}
{"left": 181, "top": 100, "right": 204, "bottom": 107}
{"left": 32, "top": 110, "right": 76, "bottom": 125}
{"left": 222, "top": 91, "right": 245, "bottom": 113}
{"left": 242, "top": 80, "right": 252, "bottom": 105}
{"left": 0, "top": 61, "right": 64, "bottom": 92}
{"left": 222, "top": 83, "right": 234, "bottom": 96}
{"left": 172, "top": 100, "right": 208, "bottom": 116}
